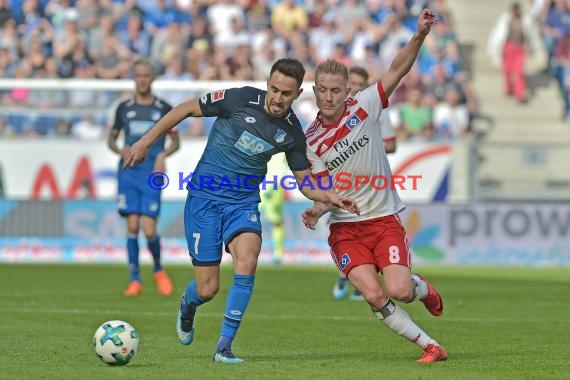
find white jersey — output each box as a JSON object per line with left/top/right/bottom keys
{"left": 380, "top": 109, "right": 396, "bottom": 142}
{"left": 305, "top": 81, "right": 404, "bottom": 223}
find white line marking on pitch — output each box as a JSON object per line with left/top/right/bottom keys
{"left": 1, "top": 307, "right": 567, "bottom": 323}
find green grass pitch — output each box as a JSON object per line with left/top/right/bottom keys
{"left": 1, "top": 264, "right": 569, "bottom": 380}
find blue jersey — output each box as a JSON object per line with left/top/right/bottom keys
{"left": 190, "top": 86, "right": 309, "bottom": 203}
{"left": 113, "top": 97, "right": 173, "bottom": 178}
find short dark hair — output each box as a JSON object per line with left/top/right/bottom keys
{"left": 269, "top": 58, "right": 305, "bottom": 88}
{"left": 349, "top": 66, "right": 369, "bottom": 83}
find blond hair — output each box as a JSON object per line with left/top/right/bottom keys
{"left": 315, "top": 59, "right": 349, "bottom": 83}
{"left": 133, "top": 59, "right": 155, "bottom": 75}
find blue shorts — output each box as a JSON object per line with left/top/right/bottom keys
{"left": 184, "top": 194, "right": 262, "bottom": 266}
{"left": 117, "top": 175, "right": 162, "bottom": 219}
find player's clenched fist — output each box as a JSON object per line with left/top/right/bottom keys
{"left": 417, "top": 9, "right": 437, "bottom": 37}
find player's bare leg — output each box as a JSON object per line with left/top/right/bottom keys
{"left": 348, "top": 264, "right": 447, "bottom": 363}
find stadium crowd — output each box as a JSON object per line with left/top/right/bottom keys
{"left": 0, "top": 0, "right": 477, "bottom": 141}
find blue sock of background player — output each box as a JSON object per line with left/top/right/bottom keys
{"left": 127, "top": 235, "right": 140, "bottom": 282}
{"left": 147, "top": 235, "right": 162, "bottom": 272}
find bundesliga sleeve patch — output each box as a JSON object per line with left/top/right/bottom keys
{"left": 211, "top": 90, "right": 226, "bottom": 103}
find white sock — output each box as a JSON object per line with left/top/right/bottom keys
{"left": 374, "top": 300, "right": 436, "bottom": 349}
{"left": 411, "top": 274, "right": 429, "bottom": 300}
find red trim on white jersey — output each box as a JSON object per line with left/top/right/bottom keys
{"left": 382, "top": 136, "right": 396, "bottom": 143}
{"left": 313, "top": 170, "right": 328, "bottom": 178}
{"left": 308, "top": 104, "right": 371, "bottom": 157}
{"left": 377, "top": 81, "right": 389, "bottom": 108}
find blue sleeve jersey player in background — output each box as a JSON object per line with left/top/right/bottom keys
{"left": 123, "top": 58, "right": 360, "bottom": 364}
{"left": 107, "top": 59, "right": 180, "bottom": 297}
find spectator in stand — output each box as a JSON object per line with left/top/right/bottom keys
{"left": 541, "top": 0, "right": 570, "bottom": 73}
{"left": 0, "top": 0, "right": 474, "bottom": 139}
{"left": 0, "top": 0, "right": 12, "bottom": 28}
{"left": 433, "top": 88, "right": 469, "bottom": 140}
{"left": 488, "top": 2, "right": 530, "bottom": 103}
{"left": 270, "top": 0, "right": 308, "bottom": 37}
{"left": 397, "top": 88, "right": 433, "bottom": 141}
{"left": 71, "top": 114, "right": 105, "bottom": 140}
{"left": 120, "top": 13, "right": 151, "bottom": 60}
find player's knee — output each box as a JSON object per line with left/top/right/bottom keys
{"left": 143, "top": 231, "right": 157, "bottom": 240}
{"left": 359, "top": 286, "right": 388, "bottom": 308}
{"left": 197, "top": 283, "right": 219, "bottom": 301}
{"left": 127, "top": 226, "right": 139, "bottom": 236}
{"left": 386, "top": 282, "right": 414, "bottom": 303}
{"left": 236, "top": 254, "right": 259, "bottom": 273}
{"left": 364, "top": 292, "right": 389, "bottom": 309}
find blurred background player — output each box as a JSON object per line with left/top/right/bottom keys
{"left": 332, "top": 66, "right": 397, "bottom": 301}
{"left": 107, "top": 59, "right": 180, "bottom": 297}
{"left": 259, "top": 152, "right": 287, "bottom": 265}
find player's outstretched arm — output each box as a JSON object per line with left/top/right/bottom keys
{"left": 381, "top": 9, "right": 437, "bottom": 98}
{"left": 292, "top": 169, "right": 360, "bottom": 215}
{"left": 123, "top": 99, "right": 202, "bottom": 168}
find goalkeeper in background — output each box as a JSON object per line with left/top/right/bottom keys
{"left": 260, "top": 152, "right": 287, "bottom": 265}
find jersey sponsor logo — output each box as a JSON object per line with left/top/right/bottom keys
{"left": 211, "top": 89, "right": 226, "bottom": 103}
{"left": 274, "top": 129, "right": 286, "bottom": 143}
{"left": 129, "top": 120, "right": 155, "bottom": 136}
{"left": 244, "top": 116, "right": 256, "bottom": 124}
{"left": 339, "top": 252, "right": 351, "bottom": 270}
{"left": 325, "top": 135, "right": 370, "bottom": 171}
{"left": 126, "top": 111, "right": 136, "bottom": 118}
{"left": 235, "top": 130, "right": 274, "bottom": 155}
{"left": 151, "top": 110, "right": 161, "bottom": 121}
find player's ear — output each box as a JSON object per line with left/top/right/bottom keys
{"left": 296, "top": 87, "right": 303, "bottom": 98}
{"left": 312, "top": 85, "right": 316, "bottom": 95}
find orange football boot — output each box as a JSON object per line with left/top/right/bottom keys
{"left": 417, "top": 344, "right": 448, "bottom": 363}
{"left": 153, "top": 270, "right": 174, "bottom": 296}
{"left": 415, "top": 274, "right": 444, "bottom": 316}
{"left": 123, "top": 281, "right": 142, "bottom": 296}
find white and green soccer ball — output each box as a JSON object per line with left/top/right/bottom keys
{"left": 93, "top": 320, "right": 139, "bottom": 366}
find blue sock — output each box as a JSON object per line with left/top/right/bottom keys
{"left": 127, "top": 236, "right": 140, "bottom": 282}
{"left": 216, "top": 274, "right": 255, "bottom": 352}
{"left": 183, "top": 280, "right": 206, "bottom": 326}
{"left": 147, "top": 236, "right": 162, "bottom": 272}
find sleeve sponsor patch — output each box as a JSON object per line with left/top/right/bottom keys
{"left": 211, "top": 89, "right": 226, "bottom": 103}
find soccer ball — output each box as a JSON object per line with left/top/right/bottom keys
{"left": 93, "top": 320, "right": 139, "bottom": 366}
